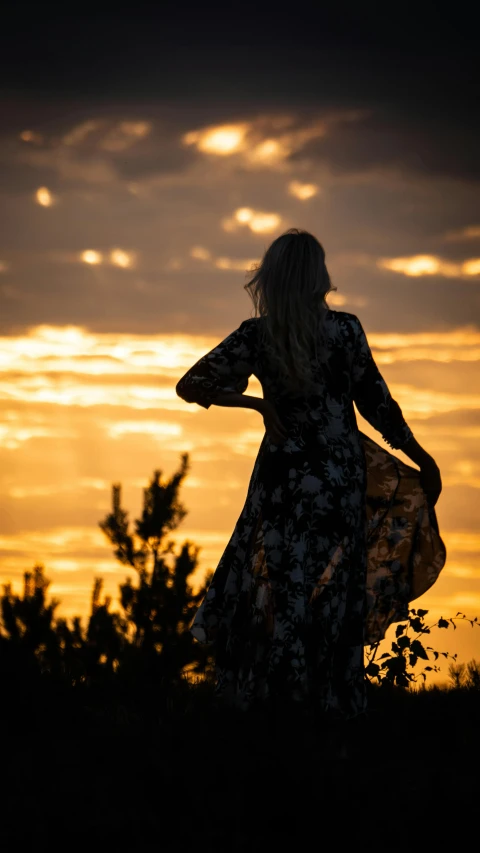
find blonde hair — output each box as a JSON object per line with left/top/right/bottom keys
{"left": 244, "top": 228, "right": 337, "bottom": 395}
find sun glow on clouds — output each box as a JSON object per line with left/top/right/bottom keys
{"left": 20, "top": 129, "right": 44, "bottom": 144}
{"left": 81, "top": 249, "right": 102, "bottom": 265}
{"left": 183, "top": 124, "right": 249, "bottom": 155}
{"left": 222, "top": 207, "right": 282, "bottom": 234}
{"left": 288, "top": 181, "right": 319, "bottom": 200}
{"left": 110, "top": 248, "right": 134, "bottom": 268}
{"left": 378, "top": 255, "right": 480, "bottom": 278}
{"left": 1, "top": 325, "right": 480, "bottom": 421}
{"left": 79, "top": 249, "right": 135, "bottom": 267}
{"left": 189, "top": 246, "right": 261, "bottom": 272}
{"left": 0, "top": 526, "right": 107, "bottom": 552}
{"left": 8, "top": 479, "right": 110, "bottom": 499}
{"left": 3, "top": 325, "right": 480, "bottom": 376}
{"left": 190, "top": 246, "right": 212, "bottom": 261}
{"left": 108, "top": 421, "right": 182, "bottom": 439}
{"left": 0, "top": 422, "right": 75, "bottom": 450}
{"left": 182, "top": 111, "right": 368, "bottom": 171}
{"left": 214, "top": 257, "right": 261, "bottom": 271}
{"left": 244, "top": 138, "right": 286, "bottom": 167}
{"left": 182, "top": 120, "right": 295, "bottom": 168}
{"left": 35, "top": 187, "right": 54, "bottom": 207}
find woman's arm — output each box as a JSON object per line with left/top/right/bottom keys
{"left": 209, "top": 391, "right": 266, "bottom": 412}
{"left": 399, "top": 434, "right": 434, "bottom": 467}
{"left": 175, "top": 319, "right": 258, "bottom": 410}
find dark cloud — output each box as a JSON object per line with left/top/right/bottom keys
{"left": 295, "top": 108, "right": 480, "bottom": 184}
{"left": 0, "top": 5, "right": 477, "bottom": 124}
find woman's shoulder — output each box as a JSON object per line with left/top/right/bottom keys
{"left": 238, "top": 317, "right": 261, "bottom": 331}
{"left": 322, "top": 308, "right": 360, "bottom": 332}
{"left": 327, "top": 308, "right": 358, "bottom": 321}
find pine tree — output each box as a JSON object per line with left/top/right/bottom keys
{"left": 98, "top": 453, "right": 212, "bottom": 687}
{"left": 0, "top": 564, "right": 62, "bottom": 681}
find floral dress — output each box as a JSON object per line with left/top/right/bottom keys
{"left": 176, "top": 310, "right": 446, "bottom": 720}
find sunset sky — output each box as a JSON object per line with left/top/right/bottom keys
{"left": 1, "top": 6, "right": 479, "bottom": 683}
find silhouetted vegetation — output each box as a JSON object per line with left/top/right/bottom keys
{"left": 1, "top": 453, "right": 479, "bottom": 845}
{"left": 366, "top": 607, "right": 479, "bottom": 687}
{"left": 1, "top": 455, "right": 212, "bottom": 702}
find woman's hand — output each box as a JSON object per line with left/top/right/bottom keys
{"left": 419, "top": 458, "right": 442, "bottom": 507}
{"left": 260, "top": 399, "right": 288, "bottom": 445}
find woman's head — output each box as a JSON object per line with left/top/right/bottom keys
{"left": 244, "top": 228, "right": 337, "bottom": 395}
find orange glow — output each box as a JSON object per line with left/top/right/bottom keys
{"left": 183, "top": 123, "right": 249, "bottom": 155}
{"left": 235, "top": 207, "right": 254, "bottom": 223}
{"left": 378, "top": 254, "right": 480, "bottom": 278}
{"left": 222, "top": 207, "right": 282, "bottom": 234}
{"left": 288, "top": 180, "right": 319, "bottom": 200}
{"left": 190, "top": 246, "right": 211, "bottom": 261}
{"left": 110, "top": 249, "right": 134, "bottom": 268}
{"left": 35, "top": 187, "right": 54, "bottom": 207}
{"left": 248, "top": 213, "right": 281, "bottom": 234}
{"left": 245, "top": 138, "right": 286, "bottom": 165}
{"left": 328, "top": 293, "right": 348, "bottom": 306}
{"left": 462, "top": 259, "right": 480, "bottom": 276}
{"left": 81, "top": 250, "right": 102, "bottom": 265}
{"left": 181, "top": 112, "right": 369, "bottom": 173}
{"left": 20, "top": 129, "right": 43, "bottom": 144}
{"left": 214, "top": 256, "right": 260, "bottom": 271}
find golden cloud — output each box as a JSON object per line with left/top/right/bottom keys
{"left": 35, "top": 186, "right": 54, "bottom": 207}
{"left": 378, "top": 254, "right": 480, "bottom": 279}
{"left": 182, "top": 110, "right": 369, "bottom": 172}
{"left": 288, "top": 180, "right": 320, "bottom": 200}
{"left": 221, "top": 207, "right": 282, "bottom": 234}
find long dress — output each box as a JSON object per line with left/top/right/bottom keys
{"left": 175, "top": 310, "right": 446, "bottom": 720}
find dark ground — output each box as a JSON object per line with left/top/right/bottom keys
{"left": 1, "top": 681, "right": 478, "bottom": 851}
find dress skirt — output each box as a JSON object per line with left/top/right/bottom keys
{"left": 190, "top": 430, "right": 446, "bottom": 720}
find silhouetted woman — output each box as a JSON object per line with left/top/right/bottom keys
{"left": 176, "top": 228, "right": 445, "bottom": 757}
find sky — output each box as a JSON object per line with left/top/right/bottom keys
{"left": 0, "top": 5, "right": 479, "bottom": 683}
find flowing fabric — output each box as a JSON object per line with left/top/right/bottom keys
{"left": 176, "top": 311, "right": 447, "bottom": 719}
{"left": 363, "top": 433, "right": 446, "bottom": 645}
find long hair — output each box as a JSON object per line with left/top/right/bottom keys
{"left": 244, "top": 228, "right": 337, "bottom": 395}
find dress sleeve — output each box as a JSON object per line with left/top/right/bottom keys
{"left": 175, "top": 319, "right": 258, "bottom": 410}
{"left": 351, "top": 316, "right": 413, "bottom": 450}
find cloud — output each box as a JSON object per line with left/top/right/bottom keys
{"left": 377, "top": 254, "right": 480, "bottom": 280}
{"left": 297, "top": 107, "right": 480, "bottom": 184}
{"left": 221, "top": 207, "right": 283, "bottom": 234}
{"left": 443, "top": 225, "right": 480, "bottom": 242}
{"left": 181, "top": 110, "right": 370, "bottom": 172}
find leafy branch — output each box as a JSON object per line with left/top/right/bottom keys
{"left": 365, "top": 608, "right": 480, "bottom": 688}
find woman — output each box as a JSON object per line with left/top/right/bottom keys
{"left": 176, "top": 228, "right": 445, "bottom": 738}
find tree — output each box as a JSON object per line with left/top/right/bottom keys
{"left": 0, "top": 564, "right": 62, "bottom": 683}
{"left": 98, "top": 453, "right": 212, "bottom": 687}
